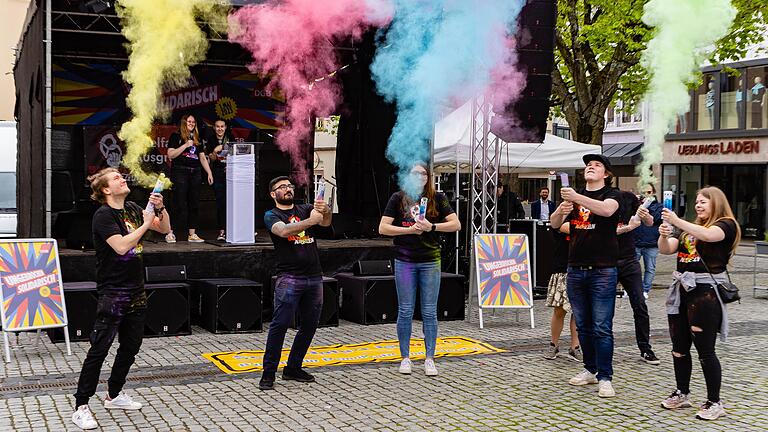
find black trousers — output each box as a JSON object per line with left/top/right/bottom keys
{"left": 170, "top": 165, "right": 201, "bottom": 233}
{"left": 74, "top": 289, "right": 146, "bottom": 408}
{"left": 617, "top": 257, "right": 652, "bottom": 353}
{"left": 668, "top": 284, "right": 722, "bottom": 402}
{"left": 212, "top": 164, "right": 226, "bottom": 231}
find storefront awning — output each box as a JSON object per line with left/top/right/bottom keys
{"left": 602, "top": 142, "right": 643, "bottom": 166}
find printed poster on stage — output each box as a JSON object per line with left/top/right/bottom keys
{"left": 0, "top": 240, "right": 68, "bottom": 331}
{"left": 474, "top": 234, "right": 532, "bottom": 308}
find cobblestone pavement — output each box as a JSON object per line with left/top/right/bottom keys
{"left": 1, "top": 251, "right": 767, "bottom": 431}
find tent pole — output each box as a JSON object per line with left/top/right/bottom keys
{"left": 44, "top": 0, "right": 52, "bottom": 237}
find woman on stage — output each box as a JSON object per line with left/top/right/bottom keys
{"left": 166, "top": 114, "right": 213, "bottom": 243}
{"left": 658, "top": 186, "right": 740, "bottom": 421}
{"left": 378, "top": 163, "right": 461, "bottom": 376}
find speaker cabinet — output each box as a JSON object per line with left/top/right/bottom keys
{"left": 47, "top": 282, "right": 98, "bottom": 343}
{"left": 352, "top": 260, "right": 393, "bottom": 276}
{"left": 491, "top": 0, "right": 556, "bottom": 143}
{"left": 269, "top": 276, "right": 339, "bottom": 328}
{"left": 190, "top": 278, "right": 263, "bottom": 334}
{"left": 144, "top": 283, "right": 191, "bottom": 337}
{"left": 145, "top": 265, "right": 187, "bottom": 283}
{"left": 337, "top": 273, "right": 398, "bottom": 325}
{"left": 413, "top": 273, "right": 466, "bottom": 321}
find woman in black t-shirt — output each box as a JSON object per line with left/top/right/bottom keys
{"left": 205, "top": 119, "right": 233, "bottom": 241}
{"left": 379, "top": 163, "right": 461, "bottom": 377}
{"left": 657, "top": 186, "right": 741, "bottom": 421}
{"left": 166, "top": 114, "right": 213, "bottom": 243}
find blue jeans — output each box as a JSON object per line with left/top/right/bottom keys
{"left": 567, "top": 267, "right": 618, "bottom": 381}
{"left": 262, "top": 275, "right": 323, "bottom": 376}
{"left": 635, "top": 247, "right": 659, "bottom": 294}
{"left": 394, "top": 259, "right": 441, "bottom": 359}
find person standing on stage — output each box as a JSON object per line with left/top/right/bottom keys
{"left": 615, "top": 190, "right": 659, "bottom": 365}
{"left": 550, "top": 154, "right": 620, "bottom": 398}
{"left": 543, "top": 222, "right": 581, "bottom": 362}
{"left": 635, "top": 184, "right": 663, "bottom": 298}
{"left": 531, "top": 187, "right": 556, "bottom": 221}
{"left": 166, "top": 114, "right": 213, "bottom": 243}
{"left": 658, "top": 187, "right": 740, "bottom": 421}
{"left": 205, "top": 119, "right": 233, "bottom": 241}
{"left": 379, "top": 163, "right": 461, "bottom": 376}
{"left": 71, "top": 168, "right": 170, "bottom": 430}
{"left": 259, "top": 176, "right": 332, "bottom": 391}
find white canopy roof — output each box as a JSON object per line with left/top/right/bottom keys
{"left": 433, "top": 100, "right": 600, "bottom": 172}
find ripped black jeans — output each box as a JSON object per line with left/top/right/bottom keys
{"left": 668, "top": 284, "right": 722, "bottom": 402}
{"left": 74, "top": 288, "right": 146, "bottom": 408}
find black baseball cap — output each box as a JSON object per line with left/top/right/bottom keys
{"left": 582, "top": 154, "right": 613, "bottom": 173}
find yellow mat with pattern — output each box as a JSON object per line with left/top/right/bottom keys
{"left": 202, "top": 336, "right": 506, "bottom": 374}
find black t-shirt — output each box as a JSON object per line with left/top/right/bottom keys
{"left": 92, "top": 202, "right": 145, "bottom": 291}
{"left": 168, "top": 132, "right": 204, "bottom": 168}
{"left": 617, "top": 193, "right": 640, "bottom": 259}
{"left": 264, "top": 204, "right": 322, "bottom": 277}
{"left": 382, "top": 192, "right": 455, "bottom": 263}
{"left": 566, "top": 186, "right": 621, "bottom": 267}
{"left": 675, "top": 219, "right": 737, "bottom": 274}
{"left": 205, "top": 133, "right": 232, "bottom": 173}
{"left": 551, "top": 228, "right": 569, "bottom": 274}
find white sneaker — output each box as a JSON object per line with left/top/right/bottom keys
{"left": 165, "top": 232, "right": 176, "bottom": 243}
{"left": 661, "top": 389, "right": 693, "bottom": 409}
{"left": 104, "top": 391, "right": 143, "bottom": 410}
{"left": 568, "top": 369, "right": 598, "bottom": 386}
{"left": 72, "top": 405, "right": 98, "bottom": 430}
{"left": 598, "top": 380, "right": 616, "bottom": 397}
{"left": 643, "top": 292, "right": 649, "bottom": 300}
{"left": 398, "top": 358, "right": 412, "bottom": 374}
{"left": 424, "top": 358, "right": 438, "bottom": 376}
{"left": 697, "top": 400, "right": 726, "bottom": 420}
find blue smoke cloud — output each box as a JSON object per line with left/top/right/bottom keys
{"left": 371, "top": 0, "right": 524, "bottom": 198}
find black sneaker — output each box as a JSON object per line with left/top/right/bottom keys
{"left": 259, "top": 374, "right": 275, "bottom": 390}
{"left": 282, "top": 367, "right": 316, "bottom": 383}
{"left": 641, "top": 351, "right": 661, "bottom": 365}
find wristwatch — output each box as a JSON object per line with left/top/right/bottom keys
{"left": 431, "top": 223, "right": 437, "bottom": 232}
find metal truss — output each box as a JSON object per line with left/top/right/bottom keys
{"left": 468, "top": 96, "right": 501, "bottom": 237}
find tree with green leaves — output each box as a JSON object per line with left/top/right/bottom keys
{"left": 552, "top": 0, "right": 768, "bottom": 145}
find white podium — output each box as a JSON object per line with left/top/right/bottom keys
{"left": 225, "top": 144, "right": 255, "bottom": 244}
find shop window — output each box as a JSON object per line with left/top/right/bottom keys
{"left": 606, "top": 104, "right": 615, "bottom": 124}
{"left": 693, "top": 73, "right": 716, "bottom": 131}
{"left": 746, "top": 66, "right": 768, "bottom": 130}
{"left": 720, "top": 73, "right": 743, "bottom": 129}
{"left": 633, "top": 107, "right": 643, "bottom": 123}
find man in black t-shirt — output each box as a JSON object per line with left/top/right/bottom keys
{"left": 72, "top": 168, "right": 171, "bottom": 430}
{"left": 550, "top": 154, "right": 620, "bottom": 398}
{"left": 259, "top": 176, "right": 332, "bottom": 391}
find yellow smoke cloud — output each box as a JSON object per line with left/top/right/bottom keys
{"left": 116, "top": 0, "right": 228, "bottom": 188}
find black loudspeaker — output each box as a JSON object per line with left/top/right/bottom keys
{"left": 144, "top": 283, "right": 191, "bottom": 337}
{"left": 337, "top": 273, "right": 398, "bottom": 325}
{"left": 269, "top": 276, "right": 340, "bottom": 328}
{"left": 413, "top": 273, "right": 466, "bottom": 322}
{"left": 47, "top": 282, "right": 98, "bottom": 343}
{"left": 352, "top": 260, "right": 393, "bottom": 276}
{"left": 190, "top": 278, "right": 263, "bottom": 334}
{"left": 145, "top": 265, "right": 187, "bottom": 283}
{"left": 491, "top": 0, "right": 556, "bottom": 143}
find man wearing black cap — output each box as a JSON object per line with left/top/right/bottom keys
{"left": 550, "top": 154, "right": 621, "bottom": 398}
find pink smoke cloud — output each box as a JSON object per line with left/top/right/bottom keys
{"left": 488, "top": 36, "right": 530, "bottom": 142}
{"left": 229, "top": 0, "right": 391, "bottom": 184}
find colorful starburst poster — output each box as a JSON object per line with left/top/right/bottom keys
{"left": 474, "top": 234, "right": 532, "bottom": 308}
{"left": 0, "top": 240, "right": 68, "bottom": 331}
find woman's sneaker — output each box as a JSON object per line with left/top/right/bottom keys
{"left": 661, "top": 390, "right": 693, "bottom": 409}
{"left": 104, "top": 391, "right": 142, "bottom": 410}
{"left": 165, "top": 232, "right": 176, "bottom": 243}
{"left": 188, "top": 234, "right": 204, "bottom": 243}
{"left": 566, "top": 346, "right": 582, "bottom": 362}
{"left": 641, "top": 350, "right": 661, "bottom": 365}
{"left": 696, "top": 401, "right": 726, "bottom": 420}
{"left": 598, "top": 380, "right": 616, "bottom": 398}
{"left": 424, "top": 358, "right": 438, "bottom": 376}
{"left": 398, "top": 358, "right": 412, "bottom": 374}
{"left": 543, "top": 343, "right": 559, "bottom": 360}
{"left": 71, "top": 405, "right": 98, "bottom": 430}
{"left": 217, "top": 231, "right": 226, "bottom": 241}
{"left": 568, "top": 369, "right": 598, "bottom": 386}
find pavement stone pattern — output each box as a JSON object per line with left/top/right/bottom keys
{"left": 1, "top": 249, "right": 767, "bottom": 431}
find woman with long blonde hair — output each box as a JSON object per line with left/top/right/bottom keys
{"left": 166, "top": 114, "right": 213, "bottom": 243}
{"left": 657, "top": 186, "right": 741, "bottom": 421}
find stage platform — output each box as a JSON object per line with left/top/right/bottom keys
{"left": 59, "top": 233, "right": 396, "bottom": 286}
